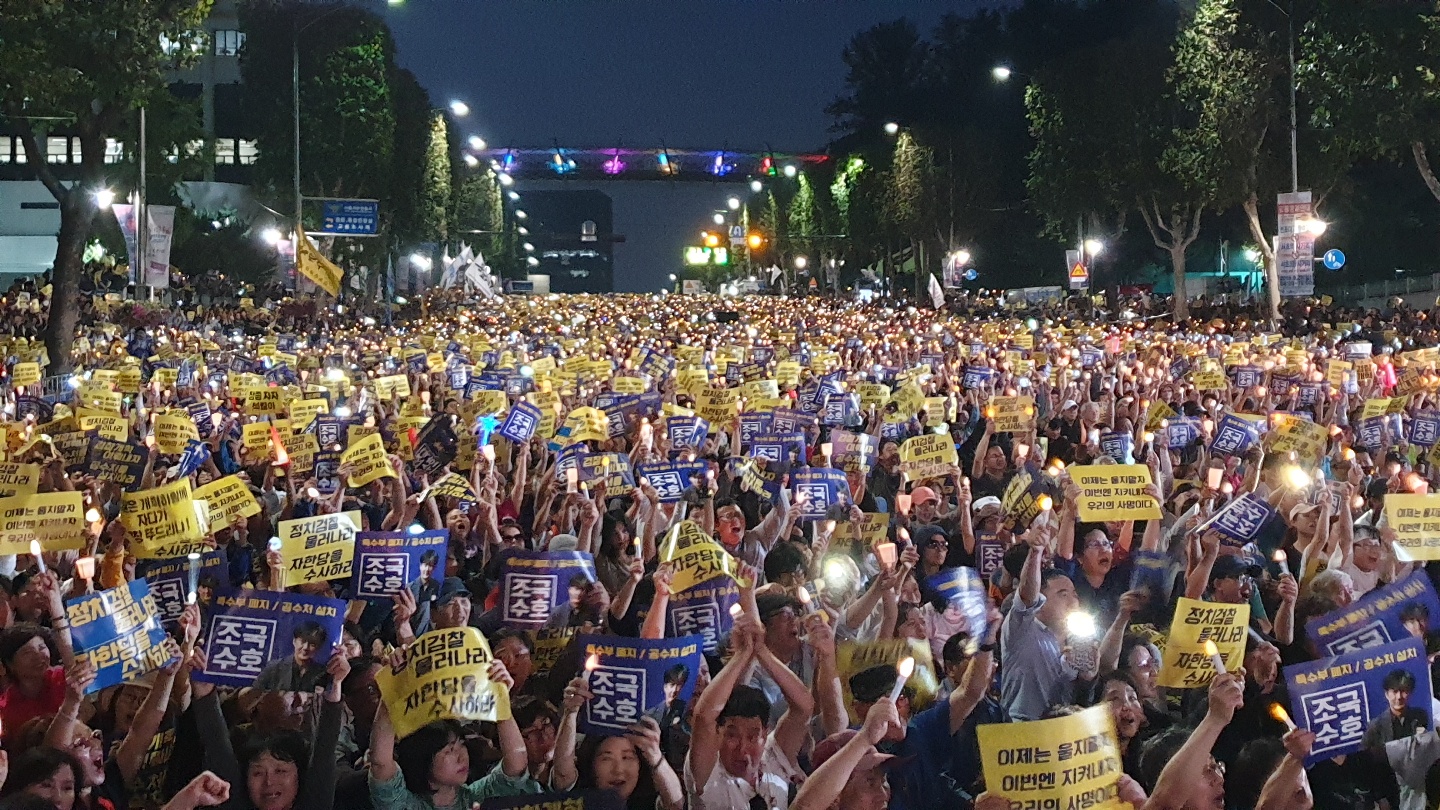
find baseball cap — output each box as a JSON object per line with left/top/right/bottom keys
{"left": 1287, "top": 501, "right": 1321, "bottom": 522}
{"left": 1062, "top": 399, "right": 1079, "bottom": 411}
{"left": 755, "top": 592, "right": 801, "bottom": 623}
{"left": 435, "top": 577, "right": 472, "bottom": 607}
{"left": 811, "top": 730, "right": 898, "bottom": 771}
{"left": 972, "top": 496, "right": 1002, "bottom": 516}
{"left": 1210, "top": 555, "right": 1261, "bottom": 582}
{"left": 910, "top": 486, "right": 940, "bottom": 506}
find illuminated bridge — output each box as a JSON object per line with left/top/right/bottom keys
{"left": 474, "top": 146, "right": 830, "bottom": 183}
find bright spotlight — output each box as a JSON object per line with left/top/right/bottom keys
{"left": 449, "top": 100, "right": 469, "bottom": 117}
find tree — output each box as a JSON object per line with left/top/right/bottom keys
{"left": 417, "top": 113, "right": 450, "bottom": 243}
{"left": 826, "top": 19, "right": 932, "bottom": 141}
{"left": 884, "top": 132, "right": 939, "bottom": 290}
{"left": 1303, "top": 1, "right": 1440, "bottom": 203}
{"left": 786, "top": 174, "right": 818, "bottom": 257}
{"left": 0, "top": 0, "right": 212, "bottom": 372}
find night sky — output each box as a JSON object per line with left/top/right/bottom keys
{"left": 386, "top": 0, "right": 1011, "bottom": 292}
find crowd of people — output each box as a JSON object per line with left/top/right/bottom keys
{"left": 0, "top": 281, "right": 1436, "bottom": 810}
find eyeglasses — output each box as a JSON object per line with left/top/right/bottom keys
{"left": 927, "top": 541, "right": 949, "bottom": 550}
{"left": 500, "top": 532, "right": 523, "bottom": 541}
{"left": 1085, "top": 538, "right": 1113, "bottom": 551}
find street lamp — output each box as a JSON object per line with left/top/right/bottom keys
{"left": 749, "top": 179, "right": 763, "bottom": 193}
{"left": 514, "top": 210, "right": 527, "bottom": 219}
{"left": 523, "top": 243, "right": 535, "bottom": 252}
{"left": 727, "top": 197, "right": 741, "bottom": 210}
{"left": 883, "top": 122, "right": 900, "bottom": 136}
{"left": 794, "top": 256, "right": 808, "bottom": 270}
{"left": 1301, "top": 218, "right": 1327, "bottom": 236}
{"left": 463, "top": 154, "right": 479, "bottom": 168}
{"left": 449, "top": 100, "right": 470, "bottom": 117}
{"left": 526, "top": 256, "right": 540, "bottom": 267}
{"left": 409, "top": 252, "right": 432, "bottom": 270}
{"left": 668, "top": 274, "right": 677, "bottom": 282}
{"left": 712, "top": 213, "right": 725, "bottom": 225}
{"left": 507, "top": 191, "right": 520, "bottom": 201}
{"left": 498, "top": 173, "right": 514, "bottom": 187}
{"left": 1084, "top": 239, "right": 1105, "bottom": 257}
{"left": 991, "top": 66, "right": 1014, "bottom": 81}
{"left": 783, "top": 164, "right": 797, "bottom": 178}
{"left": 468, "top": 136, "right": 486, "bottom": 150}
{"left": 260, "top": 228, "right": 282, "bottom": 246}
{"left": 1243, "top": 247, "right": 1262, "bottom": 264}
{"left": 93, "top": 189, "right": 114, "bottom": 209}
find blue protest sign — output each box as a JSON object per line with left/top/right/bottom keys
{"left": 1285, "top": 637, "right": 1431, "bottom": 764}
{"left": 924, "top": 567, "right": 988, "bottom": 649}
{"left": 66, "top": 579, "right": 172, "bottom": 693}
{"left": 498, "top": 401, "right": 542, "bottom": 444}
{"left": 1235, "top": 366, "right": 1263, "bottom": 389}
{"left": 666, "top": 417, "right": 709, "bottom": 451}
{"left": 177, "top": 440, "right": 212, "bottom": 478}
{"left": 1165, "top": 417, "right": 1201, "bottom": 450}
{"left": 750, "top": 432, "right": 805, "bottom": 464}
{"left": 137, "top": 550, "right": 225, "bottom": 629}
{"left": 636, "top": 461, "right": 706, "bottom": 503}
{"left": 1200, "top": 493, "right": 1278, "bottom": 549}
{"left": 1357, "top": 416, "right": 1386, "bottom": 451}
{"left": 737, "top": 412, "right": 773, "bottom": 446}
{"left": 1297, "top": 382, "right": 1324, "bottom": 407}
{"left": 962, "top": 366, "right": 994, "bottom": 390}
{"left": 666, "top": 578, "right": 739, "bottom": 654}
{"left": 15, "top": 395, "right": 51, "bottom": 423}
{"left": 975, "top": 532, "right": 1005, "bottom": 579}
{"left": 317, "top": 199, "right": 379, "bottom": 236}
{"left": 831, "top": 429, "right": 879, "bottom": 472}
{"left": 187, "top": 401, "right": 213, "bottom": 438}
{"left": 576, "top": 634, "right": 704, "bottom": 736}
{"left": 771, "top": 409, "right": 817, "bottom": 434}
{"left": 730, "top": 457, "right": 787, "bottom": 501}
{"left": 1410, "top": 411, "right": 1440, "bottom": 447}
{"left": 351, "top": 529, "right": 448, "bottom": 603}
{"left": 193, "top": 588, "right": 346, "bottom": 689}
{"left": 1099, "top": 431, "right": 1133, "bottom": 464}
{"left": 1081, "top": 347, "right": 1104, "bottom": 368}
{"left": 790, "top": 467, "right": 850, "bottom": 521}
{"left": 499, "top": 549, "right": 598, "bottom": 630}
{"left": 1128, "top": 549, "right": 1175, "bottom": 606}
{"left": 1307, "top": 570, "right": 1440, "bottom": 656}
{"left": 1209, "top": 413, "right": 1259, "bottom": 457}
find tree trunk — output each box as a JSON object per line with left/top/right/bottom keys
{"left": 43, "top": 192, "right": 95, "bottom": 375}
{"left": 1241, "top": 192, "right": 1279, "bottom": 321}
{"left": 1170, "top": 243, "right": 1189, "bottom": 321}
{"left": 1413, "top": 141, "right": 1440, "bottom": 204}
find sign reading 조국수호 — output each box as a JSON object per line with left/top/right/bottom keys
{"left": 193, "top": 588, "right": 345, "bottom": 690}
{"left": 789, "top": 467, "right": 849, "bottom": 521}
{"left": 1384, "top": 494, "right": 1440, "bottom": 561}
{"left": 1209, "top": 413, "right": 1259, "bottom": 458}
{"left": 66, "top": 579, "right": 172, "bottom": 693}
{"left": 898, "top": 433, "right": 958, "bottom": 483}
{"left": 1285, "top": 637, "right": 1432, "bottom": 765}
{"left": 1306, "top": 570, "right": 1440, "bottom": 656}
{"left": 976, "top": 705, "right": 1123, "bottom": 809}
{"left": 0, "top": 491, "right": 86, "bottom": 553}
{"left": 499, "top": 549, "right": 597, "bottom": 630}
{"left": 667, "top": 577, "right": 740, "bottom": 655}
{"left": 1070, "top": 464, "right": 1161, "bottom": 522}
{"left": 1158, "top": 597, "right": 1250, "bottom": 689}
{"left": 315, "top": 199, "right": 379, "bottom": 236}
{"left": 351, "top": 529, "right": 448, "bottom": 602}
{"left": 377, "top": 627, "right": 511, "bottom": 739}
{"left": 659, "top": 520, "right": 751, "bottom": 594}
{"left": 277, "top": 510, "right": 360, "bottom": 587}
{"left": 136, "top": 550, "right": 224, "bottom": 630}
{"left": 1199, "top": 492, "right": 1277, "bottom": 549}
{"left": 636, "top": 461, "right": 705, "bottom": 503}
{"left": 498, "top": 401, "right": 543, "bottom": 444}
{"left": 576, "top": 633, "right": 703, "bottom": 736}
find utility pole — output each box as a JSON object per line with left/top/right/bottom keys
{"left": 139, "top": 106, "right": 149, "bottom": 300}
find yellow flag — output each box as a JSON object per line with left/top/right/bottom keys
{"left": 294, "top": 227, "right": 342, "bottom": 297}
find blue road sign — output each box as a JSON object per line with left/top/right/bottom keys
{"left": 317, "top": 199, "right": 379, "bottom": 236}
{"left": 1323, "top": 249, "right": 1346, "bottom": 271}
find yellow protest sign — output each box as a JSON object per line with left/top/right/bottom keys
{"left": 1385, "top": 494, "right": 1440, "bottom": 561}
{"left": 470, "top": 390, "right": 509, "bottom": 416}
{"left": 923, "top": 397, "right": 949, "bottom": 425}
{"left": 987, "top": 395, "right": 1035, "bottom": 433}
{"left": 611, "top": 376, "right": 647, "bottom": 394}
{"left": 282, "top": 432, "right": 320, "bottom": 479}
{"left": 245, "top": 387, "right": 285, "bottom": 417}
{"left": 429, "top": 472, "right": 477, "bottom": 502}
{"left": 1144, "top": 400, "right": 1176, "bottom": 431}
{"left": 339, "top": 433, "right": 397, "bottom": 487}
{"left": 78, "top": 410, "right": 128, "bottom": 441}
{"left": 10, "top": 363, "right": 40, "bottom": 387}
{"left": 1191, "top": 371, "right": 1228, "bottom": 391}
{"left": 889, "top": 383, "right": 925, "bottom": 418}
{"left": 898, "top": 434, "right": 958, "bottom": 483}
{"left": 856, "top": 383, "right": 891, "bottom": 410}
{"left": 836, "top": 637, "right": 938, "bottom": 724}
{"left": 659, "top": 520, "right": 751, "bottom": 593}
{"left": 836, "top": 512, "right": 888, "bottom": 548}
{"left": 977, "top": 704, "right": 1125, "bottom": 809}
{"left": 241, "top": 422, "right": 273, "bottom": 456}
{"left": 1267, "top": 415, "right": 1327, "bottom": 462}
{"left": 377, "top": 627, "right": 511, "bottom": 739}
{"left": 1157, "top": 597, "right": 1249, "bottom": 688}
{"left": 1327, "top": 359, "right": 1352, "bottom": 387}
{"left": 295, "top": 226, "right": 343, "bottom": 297}
{"left": 0, "top": 492, "right": 85, "bottom": 553}
{"left": 117, "top": 367, "right": 142, "bottom": 395}
{"left": 154, "top": 411, "right": 200, "bottom": 454}
{"left": 0, "top": 463, "right": 39, "bottom": 498}
{"left": 193, "top": 475, "right": 262, "bottom": 529}
{"left": 373, "top": 374, "right": 412, "bottom": 400}
{"left": 78, "top": 386, "right": 123, "bottom": 413}
{"left": 561, "top": 407, "right": 610, "bottom": 444}
{"left": 775, "top": 361, "right": 800, "bottom": 387}
{"left": 1070, "top": 464, "right": 1161, "bottom": 522}
{"left": 693, "top": 388, "right": 740, "bottom": 426}
{"left": 277, "top": 511, "right": 360, "bottom": 587}
{"left": 123, "top": 480, "right": 206, "bottom": 559}
{"left": 288, "top": 399, "right": 329, "bottom": 431}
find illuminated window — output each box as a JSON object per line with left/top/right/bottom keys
{"left": 104, "top": 139, "right": 125, "bottom": 164}
{"left": 0, "top": 137, "right": 11, "bottom": 164}
{"left": 46, "top": 137, "right": 68, "bottom": 163}
{"left": 214, "top": 30, "right": 245, "bottom": 57}
{"left": 237, "top": 140, "right": 258, "bottom": 165}
{"left": 70, "top": 140, "right": 82, "bottom": 163}
{"left": 214, "top": 138, "right": 235, "bottom": 165}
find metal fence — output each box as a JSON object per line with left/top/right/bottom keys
{"left": 1321, "top": 273, "right": 1440, "bottom": 307}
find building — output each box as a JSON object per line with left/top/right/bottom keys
{"left": 520, "top": 189, "right": 617, "bottom": 293}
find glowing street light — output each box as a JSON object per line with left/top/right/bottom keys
{"left": 1084, "top": 239, "right": 1105, "bottom": 257}
{"left": 992, "top": 66, "right": 1014, "bottom": 81}
{"left": 498, "top": 173, "right": 514, "bottom": 187}
{"left": 93, "top": 189, "right": 115, "bottom": 209}
{"left": 507, "top": 191, "right": 520, "bottom": 201}
{"left": 449, "top": 100, "right": 470, "bottom": 117}
{"left": 522, "top": 242, "right": 535, "bottom": 252}
{"left": 712, "top": 213, "right": 725, "bottom": 225}
{"left": 1243, "top": 247, "right": 1262, "bottom": 263}
{"left": 668, "top": 274, "right": 677, "bottom": 282}
{"left": 727, "top": 197, "right": 741, "bottom": 210}
{"left": 514, "top": 210, "right": 527, "bottom": 219}
{"left": 463, "top": 154, "right": 479, "bottom": 168}
{"left": 526, "top": 256, "right": 540, "bottom": 267}
{"left": 883, "top": 122, "right": 900, "bottom": 136}
{"left": 260, "top": 228, "right": 282, "bottom": 246}
{"left": 749, "top": 179, "right": 763, "bottom": 193}
{"left": 1301, "top": 218, "right": 1328, "bottom": 236}
{"left": 794, "top": 256, "right": 808, "bottom": 270}
{"left": 783, "top": 164, "right": 798, "bottom": 178}
{"left": 409, "top": 252, "right": 432, "bottom": 270}
{"left": 468, "top": 135, "right": 486, "bottom": 150}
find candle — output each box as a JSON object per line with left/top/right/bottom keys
{"left": 1268, "top": 703, "right": 1297, "bottom": 731}
{"left": 481, "top": 445, "right": 496, "bottom": 462}
{"left": 582, "top": 652, "right": 601, "bottom": 686}
{"left": 566, "top": 467, "right": 579, "bottom": 494}
{"left": 728, "top": 603, "right": 743, "bottom": 618}
{"left": 1206, "top": 466, "right": 1223, "bottom": 490}
{"left": 896, "top": 493, "right": 912, "bottom": 516}
{"left": 1015, "top": 443, "right": 1029, "bottom": 461}
{"left": 888, "top": 657, "right": 915, "bottom": 702}
{"left": 30, "top": 540, "right": 44, "bottom": 574}
{"left": 1038, "top": 494, "right": 1053, "bottom": 512}
{"left": 85, "top": 508, "right": 101, "bottom": 524}
{"left": 1273, "top": 549, "right": 1291, "bottom": 578}
{"left": 820, "top": 442, "right": 833, "bottom": 463}
{"left": 1203, "top": 639, "right": 1226, "bottom": 674}
{"left": 75, "top": 556, "right": 95, "bottom": 584}
{"left": 875, "top": 542, "right": 897, "bottom": 569}
{"left": 186, "top": 552, "right": 201, "bottom": 605}
{"left": 797, "top": 586, "right": 813, "bottom": 614}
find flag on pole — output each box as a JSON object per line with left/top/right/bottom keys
{"left": 928, "top": 273, "right": 945, "bottom": 309}
{"left": 294, "top": 227, "right": 343, "bottom": 297}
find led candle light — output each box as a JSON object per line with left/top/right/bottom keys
{"left": 897, "top": 493, "right": 912, "bottom": 515}
{"left": 1038, "top": 494, "right": 1054, "bottom": 512}
{"left": 888, "top": 657, "right": 915, "bottom": 702}
{"left": 75, "top": 556, "right": 95, "bottom": 585}
{"left": 186, "top": 552, "right": 202, "bottom": 605}
{"left": 1273, "top": 549, "right": 1291, "bottom": 578}
{"left": 1269, "top": 703, "right": 1297, "bottom": 731}
{"left": 30, "top": 540, "right": 44, "bottom": 574}
{"left": 85, "top": 508, "right": 101, "bottom": 524}
{"left": 1015, "top": 443, "right": 1029, "bottom": 461}
{"left": 582, "top": 653, "right": 601, "bottom": 686}
{"left": 481, "top": 445, "right": 496, "bottom": 463}
{"left": 1203, "top": 639, "right": 1226, "bottom": 674}
{"left": 729, "top": 603, "right": 743, "bottom": 618}
{"left": 566, "top": 467, "right": 579, "bottom": 494}
{"left": 1207, "top": 466, "right": 1224, "bottom": 490}
{"left": 797, "top": 586, "right": 813, "bottom": 614}
{"left": 875, "top": 542, "right": 897, "bottom": 569}
{"left": 820, "top": 442, "right": 833, "bottom": 465}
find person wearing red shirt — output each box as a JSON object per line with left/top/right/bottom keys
{"left": 0, "top": 570, "right": 77, "bottom": 740}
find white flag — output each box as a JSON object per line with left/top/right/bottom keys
{"left": 928, "top": 273, "right": 945, "bottom": 309}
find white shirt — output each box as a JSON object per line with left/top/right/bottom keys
{"left": 683, "top": 731, "right": 801, "bottom": 810}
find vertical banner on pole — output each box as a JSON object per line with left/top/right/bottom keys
{"left": 112, "top": 204, "right": 140, "bottom": 284}
{"left": 1276, "top": 191, "right": 1314, "bottom": 299}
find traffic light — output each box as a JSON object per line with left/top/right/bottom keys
{"left": 702, "top": 231, "right": 721, "bottom": 248}
{"left": 761, "top": 155, "right": 776, "bottom": 176}
{"left": 746, "top": 232, "right": 764, "bottom": 250}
